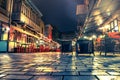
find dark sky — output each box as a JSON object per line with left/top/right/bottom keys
{"left": 32, "top": 0, "right": 79, "bottom": 32}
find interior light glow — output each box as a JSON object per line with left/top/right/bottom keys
{"left": 92, "top": 35, "right": 97, "bottom": 39}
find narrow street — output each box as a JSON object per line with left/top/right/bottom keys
{"left": 0, "top": 52, "right": 120, "bottom": 80}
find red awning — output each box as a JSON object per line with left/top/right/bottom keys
{"left": 108, "top": 32, "right": 120, "bottom": 39}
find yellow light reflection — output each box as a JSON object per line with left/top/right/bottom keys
{"left": 97, "top": 76, "right": 120, "bottom": 80}
{"left": 0, "top": 54, "right": 12, "bottom": 68}
{"left": 36, "top": 67, "right": 55, "bottom": 72}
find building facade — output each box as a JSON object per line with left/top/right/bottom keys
{"left": 0, "top": 0, "right": 60, "bottom": 53}
{"left": 0, "top": 0, "right": 45, "bottom": 53}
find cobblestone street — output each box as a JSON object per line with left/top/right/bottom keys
{"left": 0, "top": 52, "right": 120, "bottom": 80}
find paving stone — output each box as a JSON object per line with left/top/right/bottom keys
{"left": 5, "top": 71, "right": 27, "bottom": 75}
{"left": 1, "top": 53, "right": 120, "bottom": 79}
{"left": 97, "top": 76, "right": 120, "bottom": 80}
{"left": 0, "top": 66, "right": 13, "bottom": 69}
{"left": 63, "top": 76, "right": 98, "bottom": 80}
{"left": 76, "top": 66, "right": 87, "bottom": 69}
{"left": 2, "top": 69, "right": 21, "bottom": 72}
{"left": 23, "top": 67, "right": 42, "bottom": 72}
{"left": 80, "top": 71, "right": 109, "bottom": 76}
{"left": 98, "top": 67, "right": 120, "bottom": 70}
{"left": 2, "top": 75, "right": 32, "bottom": 80}
{"left": 52, "top": 71, "right": 79, "bottom": 76}
{"left": 65, "top": 69, "right": 77, "bottom": 71}
{"left": 56, "top": 67, "right": 66, "bottom": 70}
{"left": 31, "top": 76, "right": 62, "bottom": 80}
{"left": 26, "top": 72, "right": 51, "bottom": 76}
{"left": 0, "top": 71, "right": 5, "bottom": 74}
{"left": 0, "top": 74, "right": 6, "bottom": 78}
{"left": 43, "top": 69, "right": 63, "bottom": 72}
{"left": 65, "top": 67, "right": 76, "bottom": 70}
{"left": 107, "top": 72, "right": 120, "bottom": 75}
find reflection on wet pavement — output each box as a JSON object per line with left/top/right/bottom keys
{"left": 0, "top": 52, "right": 120, "bottom": 80}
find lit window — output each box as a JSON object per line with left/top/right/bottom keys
{"left": 110, "top": 22, "right": 114, "bottom": 32}
{"left": 114, "top": 19, "right": 118, "bottom": 32}
{"left": 114, "top": 19, "right": 118, "bottom": 26}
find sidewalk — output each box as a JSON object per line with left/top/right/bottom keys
{"left": 0, "top": 52, "right": 120, "bottom": 80}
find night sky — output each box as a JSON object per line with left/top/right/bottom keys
{"left": 32, "top": 0, "right": 78, "bottom": 32}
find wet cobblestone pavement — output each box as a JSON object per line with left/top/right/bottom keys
{"left": 0, "top": 52, "right": 120, "bottom": 80}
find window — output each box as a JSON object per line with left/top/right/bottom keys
{"left": 107, "top": 24, "right": 110, "bottom": 32}
{"left": 0, "top": 0, "right": 7, "bottom": 9}
{"left": 114, "top": 19, "right": 118, "bottom": 32}
{"left": 42, "top": 27, "right": 44, "bottom": 34}
{"left": 13, "top": 2, "right": 21, "bottom": 12}
{"left": 24, "top": 7, "right": 27, "bottom": 15}
{"left": 27, "top": 8, "right": 30, "bottom": 18}
{"left": 110, "top": 22, "right": 114, "bottom": 32}
{"left": 21, "top": 5, "right": 24, "bottom": 13}
{"left": 109, "top": 19, "right": 119, "bottom": 32}
{"left": 114, "top": 19, "right": 118, "bottom": 26}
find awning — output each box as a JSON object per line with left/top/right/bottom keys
{"left": 108, "top": 32, "right": 120, "bottom": 39}
{"left": 12, "top": 26, "right": 40, "bottom": 39}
